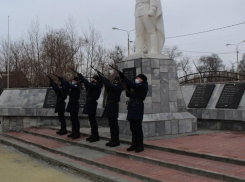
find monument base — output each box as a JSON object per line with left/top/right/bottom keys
{"left": 118, "top": 55, "right": 197, "bottom": 137}
{"left": 118, "top": 112, "right": 196, "bottom": 137}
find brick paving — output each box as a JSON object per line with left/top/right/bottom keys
{"left": 0, "top": 134, "right": 141, "bottom": 182}
{"left": 24, "top": 128, "right": 245, "bottom": 180}
{"left": 95, "top": 156, "right": 221, "bottom": 182}
{"left": 145, "top": 131, "right": 245, "bottom": 160}
{"left": 3, "top": 132, "right": 223, "bottom": 182}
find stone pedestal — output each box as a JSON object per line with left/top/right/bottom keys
{"left": 118, "top": 55, "right": 197, "bottom": 137}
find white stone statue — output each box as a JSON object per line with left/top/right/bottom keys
{"left": 134, "top": 0, "right": 165, "bottom": 55}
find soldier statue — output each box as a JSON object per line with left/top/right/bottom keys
{"left": 134, "top": 0, "right": 165, "bottom": 55}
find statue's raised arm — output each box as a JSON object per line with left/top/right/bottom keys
{"left": 134, "top": 0, "right": 165, "bottom": 55}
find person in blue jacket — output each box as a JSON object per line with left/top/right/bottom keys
{"left": 119, "top": 72, "right": 148, "bottom": 153}
{"left": 49, "top": 77, "right": 68, "bottom": 135}
{"left": 78, "top": 74, "right": 103, "bottom": 143}
{"left": 60, "top": 76, "right": 81, "bottom": 139}
{"left": 99, "top": 75, "right": 123, "bottom": 147}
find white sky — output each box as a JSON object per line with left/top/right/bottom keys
{"left": 1, "top": 0, "right": 245, "bottom": 68}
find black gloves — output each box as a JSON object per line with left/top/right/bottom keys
{"left": 78, "top": 73, "right": 83, "bottom": 80}
{"left": 118, "top": 71, "right": 125, "bottom": 80}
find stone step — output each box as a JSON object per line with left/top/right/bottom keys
{"left": 46, "top": 126, "right": 245, "bottom": 167}
{"left": 0, "top": 134, "right": 140, "bottom": 182}
{"left": 1, "top": 132, "right": 222, "bottom": 182}
{"left": 23, "top": 128, "right": 245, "bottom": 182}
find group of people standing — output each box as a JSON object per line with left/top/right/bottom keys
{"left": 49, "top": 70, "right": 148, "bottom": 153}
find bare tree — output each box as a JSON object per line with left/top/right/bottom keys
{"left": 177, "top": 56, "right": 192, "bottom": 81}
{"left": 82, "top": 23, "right": 102, "bottom": 79}
{"left": 162, "top": 45, "right": 182, "bottom": 63}
{"left": 239, "top": 54, "right": 245, "bottom": 74}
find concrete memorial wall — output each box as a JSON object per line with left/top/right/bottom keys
{"left": 181, "top": 82, "right": 245, "bottom": 131}
{"left": 0, "top": 88, "right": 105, "bottom": 133}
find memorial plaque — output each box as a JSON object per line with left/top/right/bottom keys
{"left": 188, "top": 85, "right": 215, "bottom": 108}
{"left": 43, "top": 88, "right": 87, "bottom": 108}
{"left": 123, "top": 67, "right": 136, "bottom": 81}
{"left": 78, "top": 89, "right": 86, "bottom": 108}
{"left": 216, "top": 83, "right": 245, "bottom": 108}
{"left": 43, "top": 88, "right": 57, "bottom": 108}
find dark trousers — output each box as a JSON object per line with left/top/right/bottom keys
{"left": 129, "top": 120, "right": 143, "bottom": 144}
{"left": 70, "top": 112, "right": 80, "bottom": 132}
{"left": 88, "top": 114, "right": 98, "bottom": 132}
{"left": 58, "top": 112, "right": 66, "bottom": 128}
{"left": 108, "top": 118, "right": 119, "bottom": 136}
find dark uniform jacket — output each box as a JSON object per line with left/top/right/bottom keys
{"left": 79, "top": 76, "right": 102, "bottom": 115}
{"left": 50, "top": 80, "right": 68, "bottom": 113}
{"left": 124, "top": 77, "right": 148, "bottom": 121}
{"left": 61, "top": 78, "right": 80, "bottom": 113}
{"left": 101, "top": 77, "right": 123, "bottom": 119}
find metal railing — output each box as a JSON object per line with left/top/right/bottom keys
{"left": 179, "top": 71, "right": 245, "bottom": 84}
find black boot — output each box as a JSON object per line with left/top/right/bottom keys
{"left": 67, "top": 126, "right": 75, "bottom": 137}
{"left": 105, "top": 133, "right": 112, "bottom": 146}
{"left": 135, "top": 141, "right": 144, "bottom": 153}
{"left": 86, "top": 130, "right": 93, "bottom": 141}
{"left": 110, "top": 135, "right": 120, "bottom": 147}
{"left": 127, "top": 138, "right": 137, "bottom": 151}
{"left": 72, "top": 128, "right": 81, "bottom": 139}
{"left": 89, "top": 131, "right": 100, "bottom": 143}
{"left": 56, "top": 129, "right": 61, "bottom": 134}
{"left": 67, "top": 132, "right": 75, "bottom": 137}
{"left": 59, "top": 126, "right": 67, "bottom": 135}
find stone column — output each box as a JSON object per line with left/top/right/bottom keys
{"left": 118, "top": 55, "right": 197, "bottom": 137}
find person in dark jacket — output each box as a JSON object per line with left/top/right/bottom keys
{"left": 49, "top": 77, "right": 68, "bottom": 135}
{"left": 100, "top": 75, "right": 123, "bottom": 147}
{"left": 60, "top": 76, "right": 81, "bottom": 139}
{"left": 78, "top": 74, "right": 103, "bottom": 143}
{"left": 119, "top": 72, "right": 148, "bottom": 153}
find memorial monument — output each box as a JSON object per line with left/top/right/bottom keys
{"left": 118, "top": 0, "right": 197, "bottom": 137}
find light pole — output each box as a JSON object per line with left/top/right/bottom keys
{"left": 112, "top": 27, "right": 135, "bottom": 56}
{"left": 226, "top": 40, "right": 245, "bottom": 80}
{"left": 7, "top": 16, "right": 10, "bottom": 88}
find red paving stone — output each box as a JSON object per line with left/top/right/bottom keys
{"left": 95, "top": 156, "right": 222, "bottom": 182}
{"left": 5, "top": 132, "right": 70, "bottom": 149}
{"left": 118, "top": 147, "right": 245, "bottom": 179}
{"left": 0, "top": 135, "right": 141, "bottom": 182}
{"left": 24, "top": 128, "right": 87, "bottom": 141}
{"left": 145, "top": 131, "right": 245, "bottom": 160}
{"left": 4, "top": 132, "right": 222, "bottom": 182}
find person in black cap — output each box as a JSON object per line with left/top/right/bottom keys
{"left": 99, "top": 75, "right": 123, "bottom": 147}
{"left": 119, "top": 72, "right": 148, "bottom": 153}
{"left": 78, "top": 74, "right": 103, "bottom": 143}
{"left": 49, "top": 76, "right": 68, "bottom": 135}
{"left": 60, "top": 76, "right": 81, "bottom": 139}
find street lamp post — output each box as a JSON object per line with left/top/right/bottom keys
{"left": 226, "top": 40, "right": 245, "bottom": 80}
{"left": 112, "top": 27, "right": 135, "bottom": 56}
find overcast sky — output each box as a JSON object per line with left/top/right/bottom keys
{"left": 1, "top": 0, "right": 245, "bottom": 68}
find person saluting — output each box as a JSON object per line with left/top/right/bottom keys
{"left": 60, "top": 76, "right": 81, "bottom": 139}
{"left": 78, "top": 74, "right": 103, "bottom": 143}
{"left": 99, "top": 74, "right": 123, "bottom": 147}
{"left": 48, "top": 76, "right": 68, "bottom": 135}
{"left": 119, "top": 72, "right": 148, "bottom": 153}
